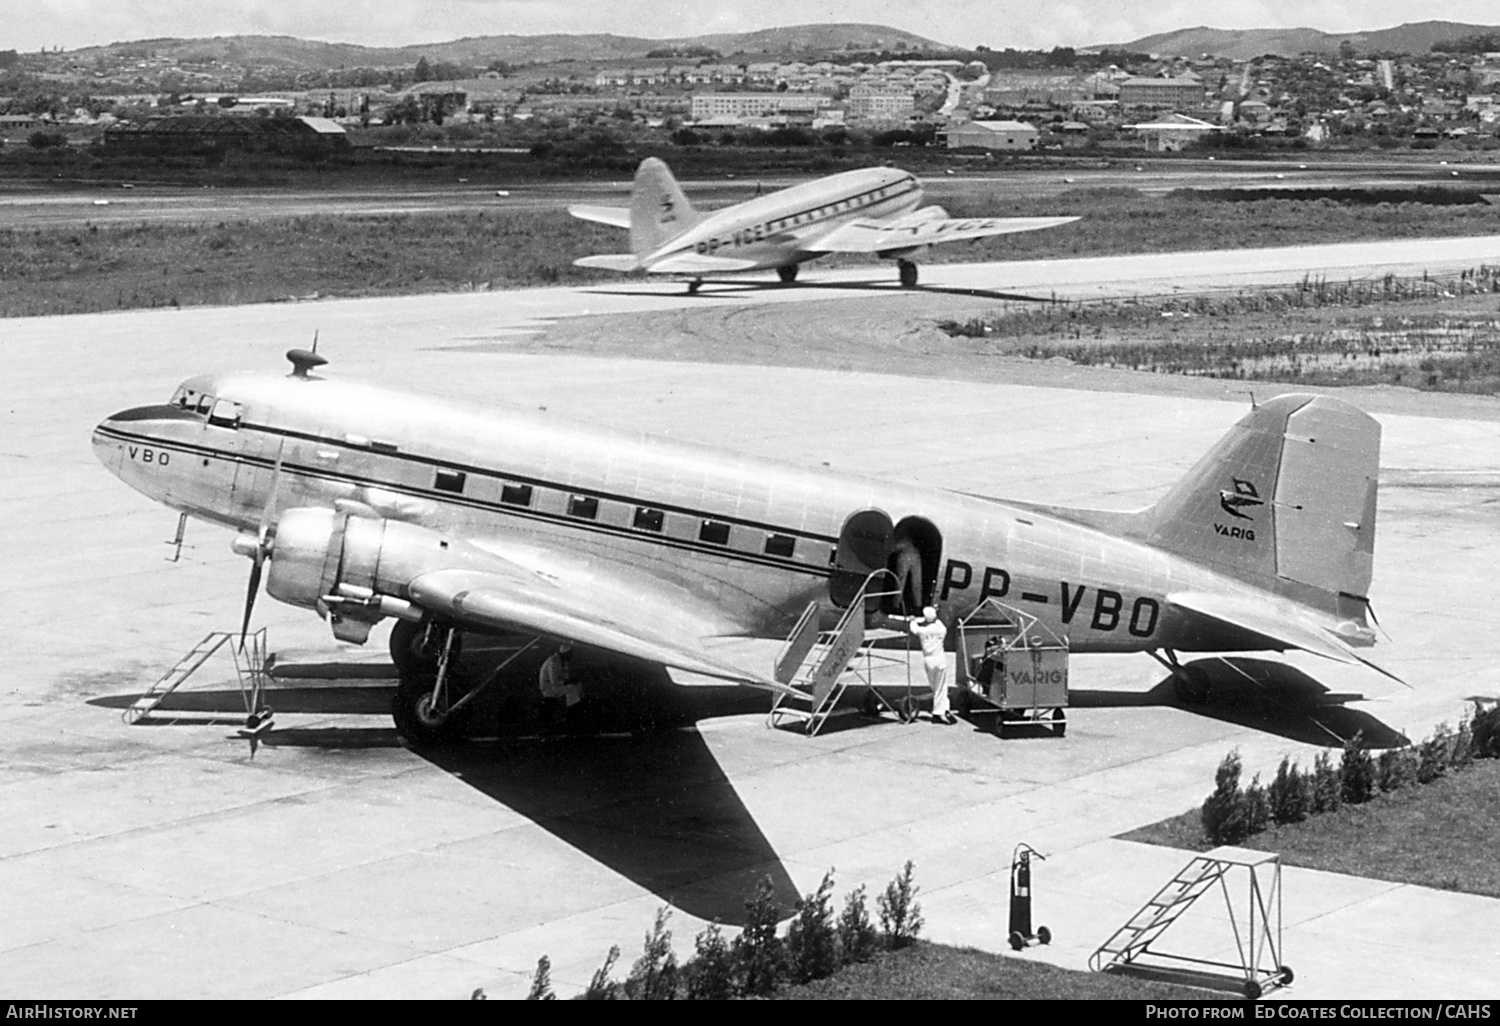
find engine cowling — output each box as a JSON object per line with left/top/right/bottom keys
{"left": 265, "top": 507, "right": 447, "bottom": 642}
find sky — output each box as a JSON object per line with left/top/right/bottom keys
{"left": 12, "top": 0, "right": 1500, "bottom": 54}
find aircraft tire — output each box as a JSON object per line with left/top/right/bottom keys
{"left": 1174, "top": 665, "right": 1211, "bottom": 705}
{"left": 392, "top": 670, "right": 472, "bottom": 747}
{"left": 389, "top": 619, "right": 441, "bottom": 676}
{"left": 898, "top": 260, "right": 918, "bottom": 287}
{"left": 777, "top": 265, "right": 798, "bottom": 284}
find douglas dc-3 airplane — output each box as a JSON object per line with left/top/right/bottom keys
{"left": 569, "top": 158, "right": 1078, "bottom": 290}
{"left": 94, "top": 351, "right": 1392, "bottom": 744}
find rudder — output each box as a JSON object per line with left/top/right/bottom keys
{"left": 1145, "top": 395, "right": 1379, "bottom": 601}
{"left": 629, "top": 157, "right": 697, "bottom": 257}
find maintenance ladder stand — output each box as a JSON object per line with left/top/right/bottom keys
{"left": 1089, "top": 845, "right": 1293, "bottom": 1000}
{"left": 768, "top": 573, "right": 905, "bottom": 736}
{"left": 123, "top": 629, "right": 270, "bottom": 727}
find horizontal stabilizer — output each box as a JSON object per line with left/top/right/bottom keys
{"left": 568, "top": 204, "right": 633, "bottom": 228}
{"left": 574, "top": 254, "right": 641, "bottom": 271}
{"left": 1168, "top": 591, "right": 1405, "bottom": 684}
{"left": 802, "top": 214, "right": 1079, "bottom": 253}
{"left": 646, "top": 252, "right": 761, "bottom": 275}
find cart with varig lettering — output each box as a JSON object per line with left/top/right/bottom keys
{"left": 953, "top": 599, "right": 1068, "bottom": 736}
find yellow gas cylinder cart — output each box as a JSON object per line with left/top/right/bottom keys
{"left": 953, "top": 599, "right": 1068, "bottom": 736}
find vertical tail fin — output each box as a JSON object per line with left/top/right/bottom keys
{"left": 1146, "top": 394, "right": 1380, "bottom": 603}
{"left": 630, "top": 157, "right": 697, "bottom": 257}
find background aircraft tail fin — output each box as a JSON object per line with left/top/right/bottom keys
{"left": 1145, "top": 394, "right": 1380, "bottom": 604}
{"left": 630, "top": 157, "right": 698, "bottom": 256}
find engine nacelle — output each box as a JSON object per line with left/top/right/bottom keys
{"left": 266, "top": 507, "right": 448, "bottom": 642}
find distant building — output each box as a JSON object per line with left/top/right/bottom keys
{"left": 103, "top": 114, "right": 348, "bottom": 156}
{"left": 1124, "top": 113, "right": 1218, "bottom": 152}
{"left": 847, "top": 84, "right": 915, "bottom": 122}
{"left": 945, "top": 119, "right": 1039, "bottom": 151}
{"left": 1119, "top": 76, "right": 1206, "bottom": 109}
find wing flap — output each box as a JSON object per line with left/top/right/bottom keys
{"left": 568, "top": 204, "right": 633, "bottom": 228}
{"left": 408, "top": 567, "right": 790, "bottom": 692}
{"left": 802, "top": 215, "right": 1079, "bottom": 253}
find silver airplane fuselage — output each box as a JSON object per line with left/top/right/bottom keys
{"left": 645, "top": 167, "right": 923, "bottom": 272}
{"left": 92, "top": 368, "right": 1322, "bottom": 662}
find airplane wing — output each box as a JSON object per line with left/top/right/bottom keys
{"left": 1167, "top": 591, "right": 1405, "bottom": 684}
{"left": 406, "top": 557, "right": 794, "bottom": 694}
{"left": 575, "top": 254, "right": 640, "bottom": 271}
{"left": 801, "top": 214, "right": 1079, "bottom": 253}
{"left": 568, "top": 204, "right": 633, "bottom": 228}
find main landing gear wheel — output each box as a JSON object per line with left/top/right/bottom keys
{"left": 392, "top": 670, "right": 473, "bottom": 747}
{"left": 898, "top": 260, "right": 918, "bottom": 288}
{"left": 897, "top": 695, "right": 920, "bottom": 723}
{"left": 389, "top": 619, "right": 442, "bottom": 676}
{"left": 777, "top": 265, "right": 799, "bottom": 284}
{"left": 1174, "top": 665, "right": 1211, "bottom": 705}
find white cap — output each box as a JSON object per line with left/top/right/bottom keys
{"left": 922, "top": 606, "right": 937, "bottom": 620}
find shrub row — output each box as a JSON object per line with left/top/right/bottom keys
{"left": 1202, "top": 701, "right": 1500, "bottom": 846}
{"left": 512, "top": 861, "right": 924, "bottom": 1000}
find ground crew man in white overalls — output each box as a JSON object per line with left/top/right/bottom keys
{"left": 907, "top": 606, "right": 955, "bottom": 725}
{"left": 539, "top": 642, "right": 582, "bottom": 723}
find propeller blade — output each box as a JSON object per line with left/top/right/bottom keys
{"left": 240, "top": 555, "right": 262, "bottom": 646}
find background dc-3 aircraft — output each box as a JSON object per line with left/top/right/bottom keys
{"left": 569, "top": 157, "right": 1078, "bottom": 290}
{"left": 94, "top": 352, "right": 1392, "bottom": 745}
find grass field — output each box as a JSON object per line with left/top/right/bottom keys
{"left": 938, "top": 273, "right": 1500, "bottom": 394}
{"left": 1121, "top": 759, "right": 1500, "bottom": 898}
{"left": 775, "top": 942, "right": 1210, "bottom": 1000}
{"left": 7, "top": 183, "right": 1500, "bottom": 318}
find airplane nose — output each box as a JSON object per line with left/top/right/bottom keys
{"left": 92, "top": 410, "right": 129, "bottom": 476}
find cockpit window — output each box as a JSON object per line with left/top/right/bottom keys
{"left": 195, "top": 394, "right": 214, "bottom": 415}
{"left": 208, "top": 398, "right": 242, "bottom": 429}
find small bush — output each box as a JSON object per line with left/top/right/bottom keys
{"left": 1243, "top": 773, "right": 1270, "bottom": 834}
{"left": 683, "top": 922, "right": 736, "bottom": 1000}
{"left": 785, "top": 870, "right": 839, "bottom": 985}
{"left": 878, "top": 860, "right": 924, "bottom": 950}
{"left": 28, "top": 130, "right": 68, "bottom": 149}
{"left": 623, "top": 906, "right": 679, "bottom": 1000}
{"left": 1377, "top": 747, "right": 1418, "bottom": 792}
{"left": 1418, "top": 723, "right": 1453, "bottom": 783}
{"left": 733, "top": 876, "right": 787, "bottom": 996}
{"left": 1269, "top": 756, "right": 1311, "bottom": 824}
{"left": 1311, "top": 750, "right": 1343, "bottom": 813}
{"left": 582, "top": 945, "right": 622, "bottom": 1000}
{"left": 1471, "top": 700, "right": 1500, "bottom": 759}
{"left": 837, "top": 884, "right": 880, "bottom": 965}
{"left": 526, "top": 955, "right": 555, "bottom": 1000}
{"left": 1341, "top": 732, "right": 1377, "bottom": 805}
{"left": 1202, "top": 749, "right": 1252, "bottom": 844}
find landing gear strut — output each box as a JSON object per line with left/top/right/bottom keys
{"left": 897, "top": 260, "right": 918, "bottom": 288}
{"left": 777, "top": 265, "right": 799, "bottom": 284}
{"left": 391, "top": 624, "right": 471, "bottom": 746}
{"left": 687, "top": 278, "right": 703, "bottom": 295}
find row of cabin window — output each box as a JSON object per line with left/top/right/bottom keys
{"left": 432, "top": 467, "right": 798, "bottom": 558}
{"left": 770, "top": 185, "right": 897, "bottom": 232}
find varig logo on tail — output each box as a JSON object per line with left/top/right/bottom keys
{"left": 658, "top": 196, "right": 677, "bottom": 225}
{"left": 1214, "top": 477, "right": 1263, "bottom": 541}
{"left": 1219, "top": 478, "right": 1264, "bottom": 520}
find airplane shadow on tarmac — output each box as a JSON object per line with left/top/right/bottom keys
{"left": 90, "top": 665, "right": 801, "bottom": 926}
{"left": 1070, "top": 656, "right": 1409, "bottom": 750}
{"left": 580, "top": 280, "right": 1050, "bottom": 303}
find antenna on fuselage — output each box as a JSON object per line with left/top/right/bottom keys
{"left": 286, "top": 338, "right": 327, "bottom": 380}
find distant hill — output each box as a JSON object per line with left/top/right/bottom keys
{"left": 64, "top": 24, "right": 951, "bottom": 70}
{"left": 1095, "top": 20, "right": 1500, "bottom": 59}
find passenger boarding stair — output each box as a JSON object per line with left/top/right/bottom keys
{"left": 1089, "top": 846, "right": 1291, "bottom": 999}
{"left": 123, "top": 629, "right": 270, "bottom": 728}
{"left": 767, "top": 573, "right": 903, "bottom": 736}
